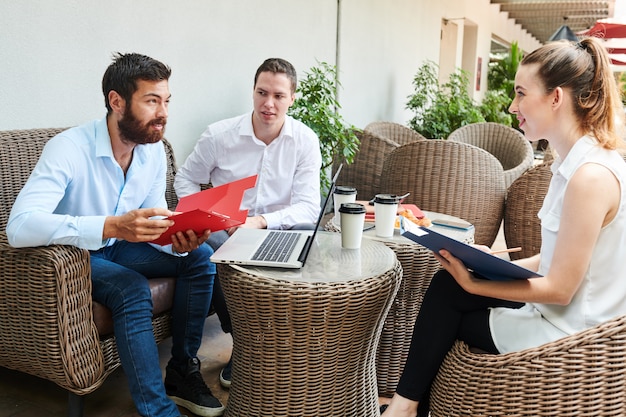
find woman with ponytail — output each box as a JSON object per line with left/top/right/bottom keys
{"left": 382, "top": 37, "right": 626, "bottom": 417}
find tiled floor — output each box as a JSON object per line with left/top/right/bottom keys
{"left": 0, "top": 223, "right": 508, "bottom": 417}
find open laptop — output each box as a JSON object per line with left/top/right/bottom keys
{"left": 210, "top": 165, "right": 342, "bottom": 269}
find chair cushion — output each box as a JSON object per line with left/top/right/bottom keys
{"left": 93, "top": 277, "right": 176, "bottom": 336}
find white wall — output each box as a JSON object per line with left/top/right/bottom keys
{"left": 337, "top": 0, "right": 540, "bottom": 128}
{"left": 1, "top": 0, "right": 540, "bottom": 161}
{"left": 337, "top": 0, "right": 444, "bottom": 127}
{"left": 0, "top": 0, "right": 337, "bottom": 161}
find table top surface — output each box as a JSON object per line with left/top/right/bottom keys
{"left": 228, "top": 232, "right": 397, "bottom": 283}
{"left": 331, "top": 210, "right": 474, "bottom": 244}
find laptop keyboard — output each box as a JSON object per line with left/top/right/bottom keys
{"left": 252, "top": 231, "right": 299, "bottom": 262}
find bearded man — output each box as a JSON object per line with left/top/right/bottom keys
{"left": 7, "top": 53, "right": 224, "bottom": 417}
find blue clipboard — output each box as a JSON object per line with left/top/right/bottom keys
{"left": 401, "top": 226, "right": 542, "bottom": 281}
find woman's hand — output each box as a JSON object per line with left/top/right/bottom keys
{"left": 104, "top": 208, "right": 174, "bottom": 242}
{"left": 434, "top": 249, "right": 479, "bottom": 292}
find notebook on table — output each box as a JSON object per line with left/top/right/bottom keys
{"left": 210, "top": 165, "right": 342, "bottom": 269}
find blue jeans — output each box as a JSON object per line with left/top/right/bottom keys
{"left": 90, "top": 241, "right": 215, "bottom": 417}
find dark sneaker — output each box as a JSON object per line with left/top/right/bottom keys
{"left": 165, "top": 357, "right": 225, "bottom": 417}
{"left": 219, "top": 359, "right": 232, "bottom": 389}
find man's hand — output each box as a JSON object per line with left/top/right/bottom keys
{"left": 104, "top": 208, "right": 175, "bottom": 242}
{"left": 226, "top": 215, "right": 267, "bottom": 235}
{"left": 170, "top": 229, "right": 211, "bottom": 253}
{"left": 104, "top": 208, "right": 211, "bottom": 253}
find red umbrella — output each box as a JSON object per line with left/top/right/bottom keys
{"left": 611, "top": 56, "right": 626, "bottom": 65}
{"left": 580, "top": 19, "right": 626, "bottom": 38}
{"left": 579, "top": 18, "right": 626, "bottom": 67}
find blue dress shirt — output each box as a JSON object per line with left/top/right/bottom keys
{"left": 6, "top": 118, "right": 171, "bottom": 251}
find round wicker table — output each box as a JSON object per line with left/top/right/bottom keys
{"left": 217, "top": 232, "right": 402, "bottom": 417}
{"left": 326, "top": 211, "right": 474, "bottom": 397}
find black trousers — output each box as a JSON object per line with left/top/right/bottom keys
{"left": 395, "top": 269, "right": 523, "bottom": 416}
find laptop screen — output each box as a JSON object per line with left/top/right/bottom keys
{"left": 298, "top": 164, "right": 343, "bottom": 265}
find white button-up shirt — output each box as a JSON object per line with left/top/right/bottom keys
{"left": 174, "top": 112, "right": 322, "bottom": 230}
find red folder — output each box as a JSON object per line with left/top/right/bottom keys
{"left": 151, "top": 175, "right": 257, "bottom": 246}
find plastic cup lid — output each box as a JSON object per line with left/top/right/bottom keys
{"left": 374, "top": 194, "right": 400, "bottom": 204}
{"left": 334, "top": 186, "right": 357, "bottom": 195}
{"left": 339, "top": 202, "right": 366, "bottom": 214}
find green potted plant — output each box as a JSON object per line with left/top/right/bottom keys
{"left": 406, "top": 61, "right": 484, "bottom": 139}
{"left": 480, "top": 89, "right": 513, "bottom": 127}
{"left": 406, "top": 60, "right": 513, "bottom": 139}
{"left": 288, "top": 61, "right": 360, "bottom": 190}
{"left": 488, "top": 41, "right": 522, "bottom": 99}
{"left": 488, "top": 41, "right": 523, "bottom": 129}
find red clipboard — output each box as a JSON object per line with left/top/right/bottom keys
{"left": 151, "top": 175, "right": 258, "bottom": 246}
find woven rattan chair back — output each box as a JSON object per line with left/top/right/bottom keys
{"left": 0, "top": 128, "right": 69, "bottom": 228}
{"left": 379, "top": 140, "right": 506, "bottom": 246}
{"left": 334, "top": 129, "right": 400, "bottom": 201}
{"left": 503, "top": 161, "right": 553, "bottom": 261}
{"left": 364, "top": 121, "right": 427, "bottom": 145}
{"left": 448, "top": 122, "right": 534, "bottom": 188}
{"left": 161, "top": 136, "right": 179, "bottom": 210}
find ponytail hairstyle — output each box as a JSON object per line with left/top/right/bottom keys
{"left": 521, "top": 37, "right": 625, "bottom": 150}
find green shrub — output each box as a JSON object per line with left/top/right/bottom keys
{"left": 488, "top": 41, "right": 523, "bottom": 129}
{"left": 406, "top": 60, "right": 513, "bottom": 139}
{"left": 406, "top": 61, "right": 484, "bottom": 139}
{"left": 480, "top": 89, "right": 513, "bottom": 126}
{"left": 289, "top": 61, "right": 359, "bottom": 190}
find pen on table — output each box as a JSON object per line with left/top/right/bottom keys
{"left": 490, "top": 247, "right": 522, "bottom": 255}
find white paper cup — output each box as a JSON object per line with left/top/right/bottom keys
{"left": 374, "top": 194, "right": 400, "bottom": 238}
{"left": 333, "top": 186, "right": 357, "bottom": 226}
{"left": 339, "top": 203, "right": 366, "bottom": 249}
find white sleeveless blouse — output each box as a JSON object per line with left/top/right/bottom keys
{"left": 491, "top": 136, "right": 626, "bottom": 353}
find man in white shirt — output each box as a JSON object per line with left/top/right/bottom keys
{"left": 174, "top": 58, "right": 322, "bottom": 388}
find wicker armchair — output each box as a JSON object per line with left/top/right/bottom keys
{"left": 0, "top": 128, "right": 179, "bottom": 417}
{"left": 448, "top": 122, "right": 535, "bottom": 188}
{"left": 379, "top": 140, "right": 506, "bottom": 246}
{"left": 503, "top": 161, "right": 553, "bottom": 261}
{"left": 430, "top": 314, "right": 626, "bottom": 416}
{"left": 364, "top": 121, "right": 427, "bottom": 145}
{"left": 334, "top": 129, "right": 400, "bottom": 201}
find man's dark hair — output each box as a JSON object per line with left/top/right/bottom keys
{"left": 254, "top": 58, "right": 297, "bottom": 93}
{"left": 102, "top": 52, "right": 171, "bottom": 114}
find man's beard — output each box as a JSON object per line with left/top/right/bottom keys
{"left": 118, "top": 106, "right": 166, "bottom": 145}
